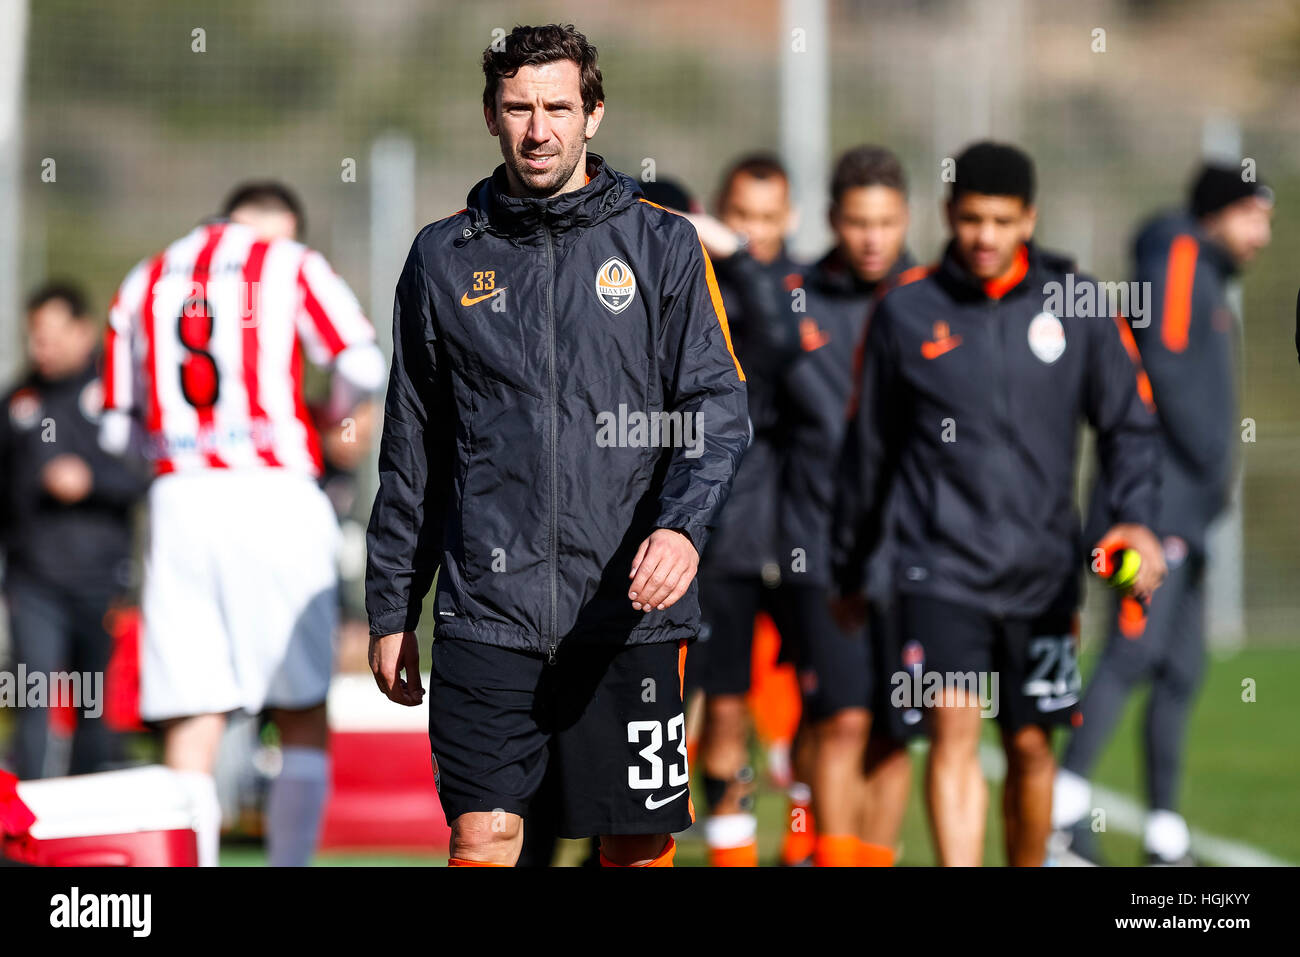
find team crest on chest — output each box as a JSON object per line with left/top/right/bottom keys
{"left": 1027, "top": 311, "right": 1066, "bottom": 364}
{"left": 596, "top": 257, "right": 636, "bottom": 314}
{"left": 8, "top": 388, "right": 40, "bottom": 429}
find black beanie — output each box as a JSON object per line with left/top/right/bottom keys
{"left": 1190, "top": 164, "right": 1273, "bottom": 218}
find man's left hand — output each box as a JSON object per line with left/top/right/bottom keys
{"left": 629, "top": 528, "right": 698, "bottom": 612}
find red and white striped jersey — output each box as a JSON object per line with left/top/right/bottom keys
{"left": 104, "top": 221, "right": 376, "bottom": 477}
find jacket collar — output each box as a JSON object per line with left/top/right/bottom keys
{"left": 26, "top": 351, "right": 100, "bottom": 392}
{"left": 807, "top": 246, "right": 915, "bottom": 298}
{"left": 461, "top": 153, "right": 639, "bottom": 241}
{"left": 935, "top": 240, "right": 1073, "bottom": 303}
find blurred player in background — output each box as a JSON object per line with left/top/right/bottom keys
{"left": 1055, "top": 164, "right": 1273, "bottom": 866}
{"left": 780, "top": 146, "right": 916, "bottom": 866}
{"left": 689, "top": 154, "right": 804, "bottom": 867}
{"left": 1, "top": 283, "right": 150, "bottom": 779}
{"left": 101, "top": 182, "right": 385, "bottom": 865}
{"left": 832, "top": 142, "right": 1166, "bottom": 865}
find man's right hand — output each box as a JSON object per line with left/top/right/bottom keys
{"left": 369, "top": 631, "right": 424, "bottom": 706}
{"left": 42, "top": 454, "right": 93, "bottom": 504}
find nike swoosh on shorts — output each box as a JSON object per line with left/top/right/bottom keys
{"left": 644, "top": 788, "right": 688, "bottom": 810}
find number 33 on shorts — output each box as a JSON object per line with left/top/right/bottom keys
{"left": 627, "top": 715, "right": 689, "bottom": 809}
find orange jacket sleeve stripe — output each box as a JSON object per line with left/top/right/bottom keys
{"left": 636, "top": 197, "right": 745, "bottom": 382}
{"left": 1160, "top": 234, "right": 1198, "bottom": 353}
{"left": 698, "top": 239, "right": 745, "bottom": 381}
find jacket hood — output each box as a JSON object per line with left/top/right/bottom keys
{"left": 460, "top": 152, "right": 641, "bottom": 242}
{"left": 1133, "top": 209, "right": 1237, "bottom": 278}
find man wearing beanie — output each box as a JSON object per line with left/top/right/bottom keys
{"left": 1054, "top": 163, "right": 1273, "bottom": 865}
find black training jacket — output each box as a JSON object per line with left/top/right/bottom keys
{"left": 699, "top": 246, "right": 804, "bottom": 580}
{"left": 777, "top": 248, "right": 915, "bottom": 590}
{"left": 1086, "top": 211, "right": 1237, "bottom": 556}
{"left": 832, "top": 241, "right": 1161, "bottom": 618}
{"left": 365, "top": 155, "right": 749, "bottom": 656}
{"left": 0, "top": 355, "right": 150, "bottom": 592}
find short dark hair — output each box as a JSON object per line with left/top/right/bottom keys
{"left": 950, "top": 141, "right": 1035, "bottom": 205}
{"left": 831, "top": 145, "right": 908, "bottom": 205}
{"left": 482, "top": 24, "right": 604, "bottom": 116}
{"left": 26, "top": 281, "right": 89, "bottom": 320}
{"left": 222, "top": 180, "right": 306, "bottom": 237}
{"left": 718, "top": 152, "right": 789, "bottom": 206}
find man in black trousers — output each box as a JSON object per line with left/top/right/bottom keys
{"left": 1, "top": 283, "right": 150, "bottom": 778}
{"left": 1055, "top": 164, "right": 1273, "bottom": 865}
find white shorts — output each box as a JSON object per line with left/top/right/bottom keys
{"left": 141, "top": 469, "right": 340, "bottom": 721}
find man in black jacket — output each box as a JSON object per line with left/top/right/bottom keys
{"left": 1055, "top": 165, "right": 1272, "bottom": 866}
{"left": 686, "top": 154, "right": 803, "bottom": 868}
{"left": 365, "top": 24, "right": 749, "bottom": 867}
{"left": 832, "top": 142, "right": 1166, "bottom": 866}
{"left": 780, "top": 145, "right": 917, "bottom": 867}
{"left": 1, "top": 283, "right": 150, "bottom": 778}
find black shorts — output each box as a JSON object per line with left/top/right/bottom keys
{"left": 692, "top": 575, "right": 768, "bottom": 696}
{"left": 867, "top": 596, "right": 927, "bottom": 742}
{"left": 427, "top": 636, "right": 694, "bottom": 839}
{"left": 694, "top": 576, "right": 869, "bottom": 719}
{"left": 898, "top": 594, "right": 1080, "bottom": 731}
{"left": 780, "top": 584, "right": 870, "bottom": 722}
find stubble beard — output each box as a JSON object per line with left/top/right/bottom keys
{"left": 505, "top": 139, "right": 586, "bottom": 199}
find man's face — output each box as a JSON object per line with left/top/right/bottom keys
{"left": 946, "top": 192, "right": 1036, "bottom": 281}
{"left": 831, "top": 185, "right": 909, "bottom": 282}
{"left": 718, "top": 172, "right": 791, "bottom": 265}
{"left": 1203, "top": 196, "right": 1273, "bottom": 266}
{"left": 229, "top": 204, "right": 298, "bottom": 242}
{"left": 28, "top": 301, "right": 96, "bottom": 380}
{"left": 485, "top": 60, "right": 603, "bottom": 198}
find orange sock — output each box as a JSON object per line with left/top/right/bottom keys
{"left": 448, "top": 857, "right": 509, "bottom": 866}
{"left": 814, "top": 833, "right": 862, "bottom": 867}
{"left": 600, "top": 836, "right": 677, "bottom": 867}
{"left": 857, "top": 841, "right": 896, "bottom": 867}
{"left": 709, "top": 840, "right": 758, "bottom": 867}
{"left": 707, "top": 812, "right": 759, "bottom": 867}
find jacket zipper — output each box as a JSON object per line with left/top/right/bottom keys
{"left": 544, "top": 223, "right": 559, "bottom": 664}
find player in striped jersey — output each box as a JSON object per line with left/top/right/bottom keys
{"left": 101, "top": 182, "right": 386, "bottom": 866}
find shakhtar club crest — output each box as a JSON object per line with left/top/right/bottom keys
{"left": 596, "top": 257, "right": 636, "bottom": 314}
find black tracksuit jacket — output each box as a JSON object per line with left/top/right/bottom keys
{"left": 0, "top": 355, "right": 150, "bottom": 592}
{"left": 699, "top": 246, "right": 804, "bottom": 579}
{"left": 365, "top": 155, "right": 749, "bottom": 656}
{"left": 832, "top": 241, "right": 1161, "bottom": 618}
{"left": 778, "top": 248, "right": 915, "bottom": 590}
{"left": 1087, "top": 212, "right": 1237, "bottom": 556}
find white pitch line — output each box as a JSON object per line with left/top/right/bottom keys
{"left": 970, "top": 742, "right": 1293, "bottom": 867}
